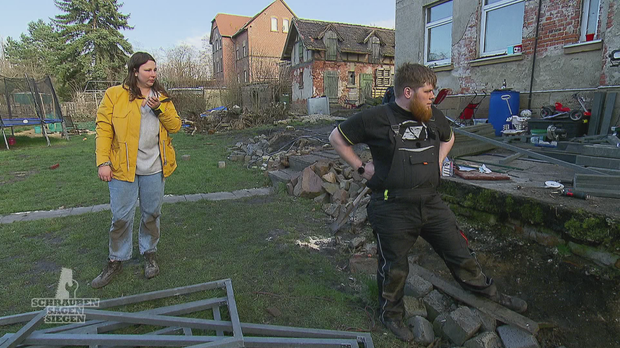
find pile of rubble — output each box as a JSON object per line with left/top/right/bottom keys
{"left": 397, "top": 265, "right": 541, "bottom": 348}
{"left": 226, "top": 130, "right": 329, "bottom": 170}
{"left": 283, "top": 160, "right": 370, "bottom": 229}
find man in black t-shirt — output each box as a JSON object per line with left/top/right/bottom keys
{"left": 329, "top": 63, "right": 527, "bottom": 342}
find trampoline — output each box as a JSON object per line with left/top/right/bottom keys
{"left": 0, "top": 75, "right": 68, "bottom": 149}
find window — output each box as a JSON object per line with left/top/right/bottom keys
{"left": 244, "top": 69, "right": 248, "bottom": 83}
{"left": 325, "top": 31, "right": 337, "bottom": 61}
{"left": 283, "top": 19, "right": 289, "bottom": 33}
{"left": 243, "top": 41, "right": 247, "bottom": 57}
{"left": 298, "top": 70, "right": 304, "bottom": 89}
{"left": 236, "top": 46, "right": 239, "bottom": 60}
{"left": 376, "top": 69, "right": 391, "bottom": 86}
{"left": 298, "top": 41, "right": 304, "bottom": 63}
{"left": 371, "top": 37, "right": 380, "bottom": 63}
{"left": 271, "top": 17, "right": 278, "bottom": 32}
{"left": 581, "top": 0, "right": 600, "bottom": 42}
{"left": 348, "top": 71, "right": 356, "bottom": 86}
{"left": 425, "top": 1, "right": 452, "bottom": 66}
{"left": 480, "top": 0, "right": 524, "bottom": 56}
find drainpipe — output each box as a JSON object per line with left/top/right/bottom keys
{"left": 527, "top": 0, "right": 543, "bottom": 110}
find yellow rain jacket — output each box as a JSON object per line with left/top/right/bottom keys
{"left": 95, "top": 85, "right": 182, "bottom": 182}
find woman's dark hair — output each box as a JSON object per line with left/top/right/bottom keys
{"left": 123, "top": 52, "right": 169, "bottom": 101}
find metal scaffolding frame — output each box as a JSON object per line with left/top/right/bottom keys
{"left": 0, "top": 279, "right": 374, "bottom": 348}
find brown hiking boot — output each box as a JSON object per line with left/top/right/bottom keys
{"left": 489, "top": 293, "right": 528, "bottom": 313}
{"left": 91, "top": 260, "right": 122, "bottom": 289}
{"left": 144, "top": 252, "right": 159, "bottom": 279}
{"left": 381, "top": 318, "right": 414, "bottom": 342}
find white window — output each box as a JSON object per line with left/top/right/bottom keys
{"left": 480, "top": 0, "right": 524, "bottom": 56}
{"left": 424, "top": 1, "right": 452, "bottom": 66}
{"left": 271, "top": 17, "right": 278, "bottom": 32}
{"left": 244, "top": 69, "right": 248, "bottom": 83}
{"left": 283, "top": 19, "right": 289, "bottom": 33}
{"left": 580, "top": 0, "right": 600, "bottom": 42}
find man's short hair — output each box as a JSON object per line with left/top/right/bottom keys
{"left": 394, "top": 63, "right": 437, "bottom": 98}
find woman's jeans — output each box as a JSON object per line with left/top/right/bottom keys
{"left": 107, "top": 173, "right": 165, "bottom": 261}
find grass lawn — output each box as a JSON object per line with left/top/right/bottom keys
{"left": 0, "top": 127, "right": 407, "bottom": 347}
{"left": 0, "top": 129, "right": 269, "bottom": 215}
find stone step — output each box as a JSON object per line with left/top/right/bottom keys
{"left": 288, "top": 152, "right": 341, "bottom": 171}
{"left": 267, "top": 168, "right": 299, "bottom": 187}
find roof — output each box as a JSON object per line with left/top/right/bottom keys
{"left": 211, "top": 13, "right": 252, "bottom": 39}
{"left": 233, "top": 0, "right": 297, "bottom": 38}
{"left": 282, "top": 18, "right": 395, "bottom": 60}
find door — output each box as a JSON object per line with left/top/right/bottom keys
{"left": 324, "top": 71, "right": 338, "bottom": 101}
{"left": 359, "top": 73, "right": 373, "bottom": 104}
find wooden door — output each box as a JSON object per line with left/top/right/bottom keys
{"left": 359, "top": 73, "right": 373, "bottom": 104}
{"left": 324, "top": 71, "right": 338, "bottom": 101}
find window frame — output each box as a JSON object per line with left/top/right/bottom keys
{"left": 580, "top": 0, "right": 600, "bottom": 42}
{"left": 298, "top": 41, "right": 304, "bottom": 63}
{"left": 283, "top": 18, "right": 289, "bottom": 33}
{"left": 479, "top": 0, "right": 525, "bottom": 57}
{"left": 243, "top": 41, "right": 247, "bottom": 57}
{"left": 271, "top": 17, "right": 278, "bottom": 32}
{"left": 424, "top": 0, "right": 452, "bottom": 67}
{"left": 348, "top": 71, "right": 356, "bottom": 86}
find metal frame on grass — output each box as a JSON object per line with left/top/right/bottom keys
{"left": 0, "top": 279, "right": 374, "bottom": 348}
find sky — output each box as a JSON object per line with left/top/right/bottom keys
{"left": 0, "top": 0, "right": 395, "bottom": 55}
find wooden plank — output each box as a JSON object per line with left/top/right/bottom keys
{"left": 588, "top": 92, "right": 606, "bottom": 136}
{"left": 576, "top": 156, "right": 620, "bottom": 170}
{"left": 599, "top": 92, "right": 617, "bottom": 135}
{"left": 410, "top": 264, "right": 539, "bottom": 335}
{"left": 574, "top": 174, "right": 620, "bottom": 186}
{"left": 499, "top": 153, "right": 525, "bottom": 165}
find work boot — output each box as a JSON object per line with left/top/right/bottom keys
{"left": 91, "top": 260, "right": 122, "bottom": 289}
{"left": 144, "top": 252, "right": 159, "bottom": 279}
{"left": 381, "top": 318, "right": 414, "bottom": 342}
{"left": 489, "top": 293, "right": 528, "bottom": 313}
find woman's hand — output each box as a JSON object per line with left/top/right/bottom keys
{"left": 98, "top": 165, "right": 113, "bottom": 182}
{"left": 145, "top": 95, "right": 161, "bottom": 111}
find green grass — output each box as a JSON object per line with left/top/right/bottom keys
{"left": 0, "top": 131, "right": 269, "bottom": 214}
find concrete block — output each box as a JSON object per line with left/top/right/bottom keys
{"left": 497, "top": 325, "right": 540, "bottom": 348}
{"left": 423, "top": 290, "right": 451, "bottom": 321}
{"left": 405, "top": 274, "right": 434, "bottom": 298}
{"left": 404, "top": 296, "right": 427, "bottom": 318}
{"left": 91, "top": 204, "right": 110, "bottom": 213}
{"left": 443, "top": 306, "right": 482, "bottom": 346}
{"left": 407, "top": 316, "right": 434, "bottom": 345}
{"left": 464, "top": 331, "right": 503, "bottom": 348}
{"left": 472, "top": 308, "right": 497, "bottom": 332}
{"left": 184, "top": 194, "right": 204, "bottom": 202}
{"left": 163, "top": 195, "right": 187, "bottom": 203}
{"left": 202, "top": 192, "right": 236, "bottom": 201}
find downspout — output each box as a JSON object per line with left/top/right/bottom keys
{"left": 527, "top": 0, "right": 544, "bottom": 110}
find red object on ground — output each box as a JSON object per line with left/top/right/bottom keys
{"left": 8, "top": 137, "right": 16, "bottom": 146}
{"left": 50, "top": 163, "right": 60, "bottom": 170}
{"left": 554, "top": 102, "right": 571, "bottom": 112}
{"left": 454, "top": 168, "right": 510, "bottom": 180}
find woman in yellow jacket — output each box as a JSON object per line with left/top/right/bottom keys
{"left": 92, "top": 52, "right": 181, "bottom": 289}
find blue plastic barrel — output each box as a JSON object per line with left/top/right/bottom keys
{"left": 488, "top": 90, "right": 520, "bottom": 136}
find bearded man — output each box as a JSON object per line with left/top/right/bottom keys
{"left": 329, "top": 63, "right": 526, "bottom": 342}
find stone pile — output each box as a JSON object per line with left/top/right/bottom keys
{"left": 284, "top": 160, "right": 370, "bottom": 232}
{"left": 399, "top": 273, "right": 540, "bottom": 348}
{"left": 226, "top": 131, "right": 329, "bottom": 170}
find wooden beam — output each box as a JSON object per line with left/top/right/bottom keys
{"left": 410, "top": 264, "right": 539, "bottom": 335}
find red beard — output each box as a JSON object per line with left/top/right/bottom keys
{"left": 409, "top": 95, "right": 433, "bottom": 123}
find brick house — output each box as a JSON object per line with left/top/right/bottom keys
{"left": 281, "top": 18, "right": 395, "bottom": 106}
{"left": 209, "top": 0, "right": 295, "bottom": 86}
{"left": 395, "top": 0, "right": 619, "bottom": 126}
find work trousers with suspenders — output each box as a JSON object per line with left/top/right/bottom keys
{"left": 367, "top": 106, "right": 497, "bottom": 323}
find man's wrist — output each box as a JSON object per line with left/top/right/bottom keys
{"left": 98, "top": 161, "right": 112, "bottom": 168}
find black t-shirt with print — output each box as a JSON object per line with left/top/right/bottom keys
{"left": 337, "top": 102, "right": 452, "bottom": 189}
